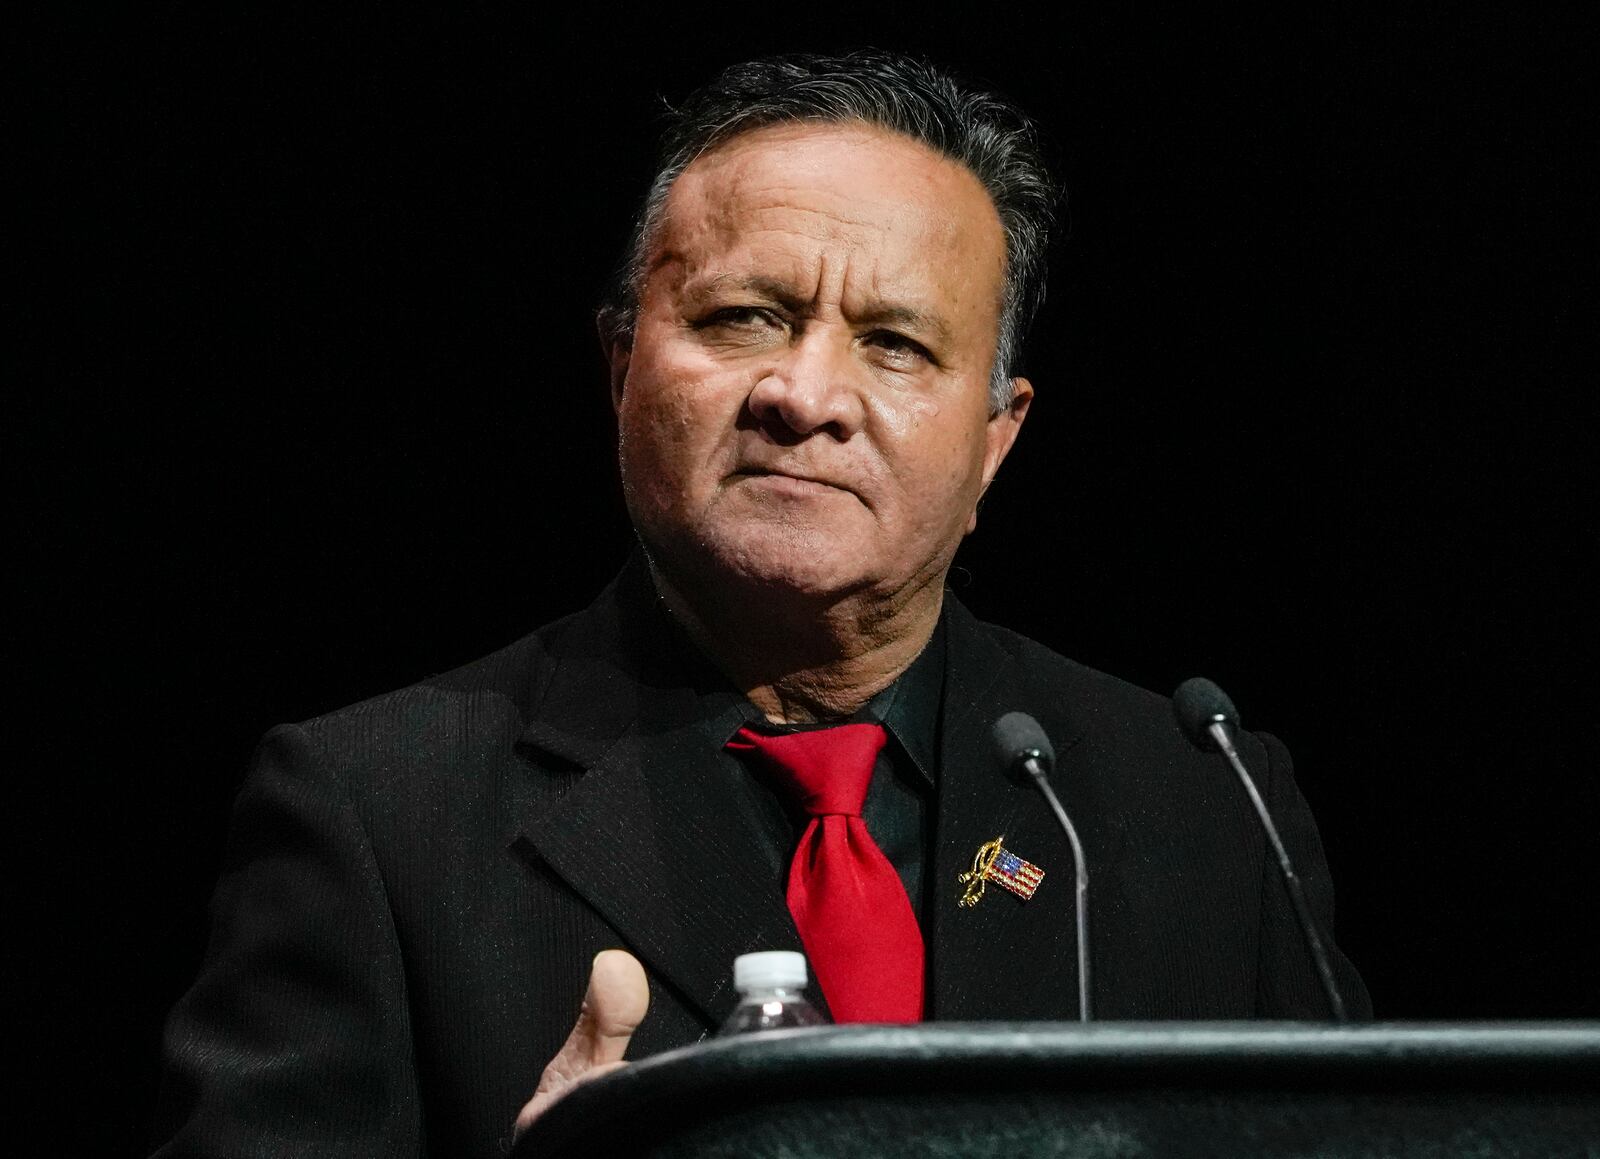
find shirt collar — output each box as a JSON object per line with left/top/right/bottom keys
{"left": 619, "top": 552, "right": 944, "bottom": 786}
{"left": 864, "top": 618, "right": 943, "bottom": 789}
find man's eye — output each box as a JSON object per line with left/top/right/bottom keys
{"left": 702, "top": 306, "right": 780, "bottom": 330}
{"left": 865, "top": 331, "right": 932, "bottom": 366}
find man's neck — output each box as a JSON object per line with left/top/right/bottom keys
{"left": 645, "top": 557, "right": 943, "bottom": 725}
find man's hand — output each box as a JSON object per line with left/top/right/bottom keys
{"left": 513, "top": 949, "right": 650, "bottom": 1139}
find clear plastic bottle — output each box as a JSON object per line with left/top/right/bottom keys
{"left": 718, "top": 951, "right": 827, "bottom": 1035}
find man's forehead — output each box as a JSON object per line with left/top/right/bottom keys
{"left": 647, "top": 122, "right": 1006, "bottom": 317}
{"left": 666, "top": 121, "right": 998, "bottom": 233}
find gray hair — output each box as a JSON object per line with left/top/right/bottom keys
{"left": 598, "top": 50, "right": 1059, "bottom": 415}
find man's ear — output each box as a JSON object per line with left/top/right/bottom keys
{"left": 968, "top": 377, "right": 1035, "bottom": 534}
{"left": 597, "top": 309, "right": 633, "bottom": 414}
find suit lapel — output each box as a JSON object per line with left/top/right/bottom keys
{"left": 929, "top": 602, "right": 1125, "bottom": 1020}
{"left": 513, "top": 563, "right": 802, "bottom": 1028}
{"left": 518, "top": 724, "right": 803, "bottom": 1028}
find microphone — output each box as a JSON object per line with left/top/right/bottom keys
{"left": 1171, "top": 677, "right": 1240, "bottom": 752}
{"left": 992, "top": 712, "right": 1092, "bottom": 1021}
{"left": 992, "top": 710, "right": 1056, "bottom": 781}
{"left": 1171, "top": 677, "right": 1349, "bottom": 1021}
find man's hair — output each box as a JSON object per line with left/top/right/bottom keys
{"left": 598, "top": 50, "right": 1058, "bottom": 414}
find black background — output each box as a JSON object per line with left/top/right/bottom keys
{"left": 15, "top": 7, "right": 1594, "bottom": 1153}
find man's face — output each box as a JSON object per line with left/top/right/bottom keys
{"left": 611, "top": 121, "right": 1031, "bottom": 609}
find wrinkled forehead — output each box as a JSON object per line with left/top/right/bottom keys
{"left": 647, "top": 122, "right": 1007, "bottom": 311}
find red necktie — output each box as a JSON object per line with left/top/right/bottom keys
{"left": 726, "top": 722, "right": 925, "bottom": 1022}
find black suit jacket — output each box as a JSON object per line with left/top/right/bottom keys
{"left": 153, "top": 566, "right": 1368, "bottom": 1157}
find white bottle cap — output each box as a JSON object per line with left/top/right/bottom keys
{"left": 733, "top": 950, "right": 808, "bottom": 993}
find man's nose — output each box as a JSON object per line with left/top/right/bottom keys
{"left": 746, "top": 329, "right": 866, "bottom": 442}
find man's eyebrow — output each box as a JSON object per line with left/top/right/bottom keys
{"left": 685, "top": 274, "right": 955, "bottom": 343}
{"left": 683, "top": 273, "right": 801, "bottom": 305}
{"left": 854, "top": 304, "right": 954, "bottom": 346}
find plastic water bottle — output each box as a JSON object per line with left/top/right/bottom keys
{"left": 718, "top": 951, "right": 826, "bottom": 1035}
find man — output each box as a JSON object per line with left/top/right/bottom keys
{"left": 153, "top": 51, "right": 1368, "bottom": 1157}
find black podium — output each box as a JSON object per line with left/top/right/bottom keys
{"left": 516, "top": 1023, "right": 1600, "bottom": 1157}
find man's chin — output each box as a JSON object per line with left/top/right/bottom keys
{"left": 722, "top": 546, "right": 868, "bottom": 600}
{"left": 668, "top": 527, "right": 877, "bottom": 604}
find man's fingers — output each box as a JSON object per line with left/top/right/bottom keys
{"left": 541, "top": 949, "right": 650, "bottom": 1085}
{"left": 515, "top": 950, "right": 650, "bottom": 1139}
{"left": 515, "top": 1060, "right": 629, "bottom": 1136}
{"left": 577, "top": 948, "right": 650, "bottom": 1063}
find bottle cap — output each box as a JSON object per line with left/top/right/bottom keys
{"left": 733, "top": 950, "right": 808, "bottom": 992}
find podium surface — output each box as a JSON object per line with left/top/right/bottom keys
{"left": 518, "top": 1023, "right": 1600, "bottom": 1157}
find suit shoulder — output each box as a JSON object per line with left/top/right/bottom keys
{"left": 955, "top": 610, "right": 1219, "bottom": 773}
{"left": 968, "top": 615, "right": 1283, "bottom": 775}
{"left": 970, "top": 617, "right": 1174, "bottom": 718}
{"left": 285, "top": 609, "right": 584, "bottom": 769}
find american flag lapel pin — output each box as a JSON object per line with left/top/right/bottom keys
{"left": 957, "top": 835, "right": 1045, "bottom": 907}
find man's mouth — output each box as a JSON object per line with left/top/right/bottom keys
{"left": 733, "top": 468, "right": 855, "bottom": 498}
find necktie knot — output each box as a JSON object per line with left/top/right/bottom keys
{"left": 727, "top": 722, "right": 887, "bottom": 817}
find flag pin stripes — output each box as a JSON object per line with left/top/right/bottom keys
{"left": 957, "top": 836, "right": 1044, "bottom": 907}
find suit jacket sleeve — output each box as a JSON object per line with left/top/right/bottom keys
{"left": 1252, "top": 731, "right": 1373, "bottom": 1018}
{"left": 151, "top": 723, "right": 426, "bottom": 1158}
